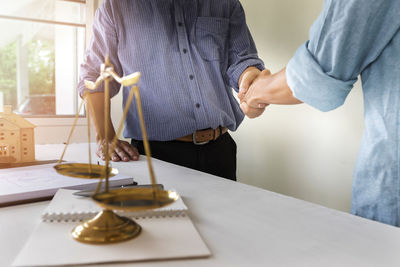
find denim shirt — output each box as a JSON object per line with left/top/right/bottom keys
{"left": 78, "top": 0, "right": 263, "bottom": 141}
{"left": 286, "top": 0, "right": 400, "bottom": 226}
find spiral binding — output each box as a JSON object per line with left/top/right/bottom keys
{"left": 42, "top": 210, "right": 187, "bottom": 222}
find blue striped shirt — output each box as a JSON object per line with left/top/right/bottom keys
{"left": 78, "top": 0, "right": 263, "bottom": 141}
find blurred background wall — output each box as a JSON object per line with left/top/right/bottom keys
{"left": 231, "top": 0, "right": 364, "bottom": 212}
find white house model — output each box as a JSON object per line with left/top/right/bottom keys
{"left": 0, "top": 105, "right": 35, "bottom": 163}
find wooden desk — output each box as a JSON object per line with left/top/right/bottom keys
{"left": 1, "top": 143, "right": 400, "bottom": 267}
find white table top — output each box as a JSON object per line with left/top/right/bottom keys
{"left": 1, "top": 143, "right": 400, "bottom": 267}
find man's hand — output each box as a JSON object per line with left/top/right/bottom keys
{"left": 96, "top": 138, "right": 139, "bottom": 162}
{"left": 242, "top": 69, "right": 273, "bottom": 109}
{"left": 238, "top": 69, "right": 272, "bottom": 118}
{"left": 239, "top": 102, "right": 266, "bottom": 119}
{"left": 238, "top": 66, "right": 261, "bottom": 100}
{"left": 240, "top": 68, "right": 302, "bottom": 119}
{"left": 85, "top": 92, "right": 139, "bottom": 162}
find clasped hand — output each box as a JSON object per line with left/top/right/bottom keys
{"left": 238, "top": 68, "right": 273, "bottom": 119}
{"left": 238, "top": 67, "right": 301, "bottom": 118}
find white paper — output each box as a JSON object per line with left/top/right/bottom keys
{"left": 12, "top": 190, "right": 210, "bottom": 267}
{"left": 0, "top": 164, "right": 133, "bottom": 205}
{"left": 13, "top": 218, "right": 211, "bottom": 267}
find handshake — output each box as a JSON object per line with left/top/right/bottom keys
{"left": 238, "top": 67, "right": 302, "bottom": 118}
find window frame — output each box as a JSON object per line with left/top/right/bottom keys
{"left": 0, "top": 0, "right": 99, "bottom": 138}
{"left": 0, "top": 0, "right": 100, "bottom": 144}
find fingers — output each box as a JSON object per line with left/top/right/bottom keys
{"left": 96, "top": 139, "right": 140, "bottom": 162}
{"left": 261, "top": 69, "right": 271, "bottom": 76}
{"left": 239, "top": 68, "right": 272, "bottom": 103}
{"left": 96, "top": 147, "right": 104, "bottom": 160}
{"left": 113, "top": 146, "right": 127, "bottom": 162}
{"left": 96, "top": 139, "right": 107, "bottom": 161}
{"left": 240, "top": 102, "right": 266, "bottom": 119}
{"left": 118, "top": 141, "right": 139, "bottom": 161}
{"left": 238, "top": 79, "right": 250, "bottom": 100}
{"left": 110, "top": 151, "right": 121, "bottom": 162}
{"left": 240, "top": 68, "right": 274, "bottom": 113}
{"left": 239, "top": 68, "right": 275, "bottom": 119}
{"left": 238, "top": 67, "right": 261, "bottom": 100}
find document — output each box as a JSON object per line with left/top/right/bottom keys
{"left": 0, "top": 163, "right": 134, "bottom": 206}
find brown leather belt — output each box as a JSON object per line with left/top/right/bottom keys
{"left": 176, "top": 127, "right": 228, "bottom": 145}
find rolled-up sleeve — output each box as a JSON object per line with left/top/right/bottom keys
{"left": 226, "top": 0, "right": 264, "bottom": 91}
{"left": 287, "top": 43, "right": 355, "bottom": 112}
{"left": 286, "top": 0, "right": 400, "bottom": 112}
{"left": 77, "top": 0, "right": 122, "bottom": 98}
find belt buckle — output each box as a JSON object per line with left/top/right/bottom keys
{"left": 193, "top": 132, "right": 209, "bottom": 145}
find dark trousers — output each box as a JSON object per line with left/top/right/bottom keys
{"left": 131, "top": 133, "right": 237, "bottom": 181}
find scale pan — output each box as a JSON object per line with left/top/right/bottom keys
{"left": 92, "top": 187, "right": 179, "bottom": 211}
{"left": 53, "top": 163, "right": 118, "bottom": 179}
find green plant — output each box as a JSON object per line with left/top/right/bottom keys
{"left": 0, "top": 39, "right": 55, "bottom": 107}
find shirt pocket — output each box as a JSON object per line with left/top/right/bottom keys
{"left": 195, "top": 16, "right": 229, "bottom": 61}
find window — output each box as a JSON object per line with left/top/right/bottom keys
{"left": 0, "top": 0, "right": 97, "bottom": 117}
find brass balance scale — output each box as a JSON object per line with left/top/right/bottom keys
{"left": 53, "top": 57, "right": 178, "bottom": 244}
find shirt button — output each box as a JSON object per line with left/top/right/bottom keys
{"left": 183, "top": 48, "right": 187, "bottom": 54}
{"left": 195, "top": 103, "right": 201, "bottom": 108}
{"left": 178, "top": 22, "right": 183, "bottom": 26}
{"left": 189, "top": 75, "right": 194, "bottom": 80}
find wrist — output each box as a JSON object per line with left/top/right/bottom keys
{"left": 239, "top": 66, "right": 261, "bottom": 87}
{"left": 96, "top": 133, "right": 116, "bottom": 143}
{"left": 263, "top": 68, "right": 301, "bottom": 104}
{"left": 95, "top": 134, "right": 103, "bottom": 144}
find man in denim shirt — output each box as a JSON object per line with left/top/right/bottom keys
{"left": 78, "top": 0, "right": 264, "bottom": 181}
{"left": 240, "top": 0, "right": 400, "bottom": 226}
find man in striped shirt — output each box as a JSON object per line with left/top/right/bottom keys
{"left": 78, "top": 0, "right": 264, "bottom": 181}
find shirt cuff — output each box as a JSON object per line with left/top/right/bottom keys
{"left": 77, "top": 79, "right": 120, "bottom": 99}
{"left": 286, "top": 42, "right": 357, "bottom": 112}
{"left": 230, "top": 59, "right": 264, "bottom": 91}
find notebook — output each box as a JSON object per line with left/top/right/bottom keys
{"left": 12, "top": 189, "right": 211, "bottom": 267}
{"left": 42, "top": 188, "right": 188, "bottom": 222}
{"left": 0, "top": 163, "right": 134, "bottom": 207}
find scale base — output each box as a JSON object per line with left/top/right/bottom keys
{"left": 71, "top": 209, "right": 141, "bottom": 244}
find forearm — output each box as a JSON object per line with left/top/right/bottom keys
{"left": 262, "top": 68, "right": 302, "bottom": 105}
{"left": 84, "top": 92, "right": 116, "bottom": 141}
{"left": 240, "top": 68, "right": 302, "bottom": 119}
{"left": 252, "top": 68, "right": 302, "bottom": 105}
{"left": 238, "top": 66, "right": 262, "bottom": 96}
